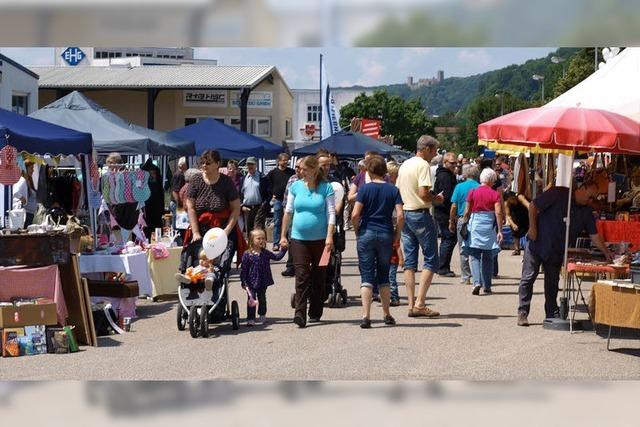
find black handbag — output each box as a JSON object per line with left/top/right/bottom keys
{"left": 460, "top": 221, "right": 469, "bottom": 240}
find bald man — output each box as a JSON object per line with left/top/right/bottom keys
{"left": 433, "top": 152, "right": 459, "bottom": 277}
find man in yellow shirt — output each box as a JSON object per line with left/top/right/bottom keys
{"left": 396, "top": 135, "right": 444, "bottom": 317}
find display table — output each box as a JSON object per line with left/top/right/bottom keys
{"left": 79, "top": 252, "right": 155, "bottom": 318}
{"left": 590, "top": 282, "right": 640, "bottom": 350}
{"left": 565, "top": 261, "right": 629, "bottom": 332}
{"left": 0, "top": 265, "right": 68, "bottom": 325}
{"left": 596, "top": 220, "right": 640, "bottom": 249}
{"left": 147, "top": 247, "right": 182, "bottom": 298}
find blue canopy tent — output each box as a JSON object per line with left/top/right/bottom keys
{"left": 169, "top": 118, "right": 284, "bottom": 159}
{"left": 30, "top": 91, "right": 195, "bottom": 156}
{"left": 292, "top": 130, "right": 406, "bottom": 158}
{"left": 1, "top": 107, "right": 92, "bottom": 155}
{"left": 1, "top": 107, "right": 93, "bottom": 229}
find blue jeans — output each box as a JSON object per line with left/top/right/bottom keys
{"left": 389, "top": 263, "right": 399, "bottom": 301}
{"left": 456, "top": 218, "right": 472, "bottom": 282}
{"left": 402, "top": 210, "right": 439, "bottom": 273}
{"left": 272, "top": 199, "right": 283, "bottom": 245}
{"left": 357, "top": 229, "right": 393, "bottom": 288}
{"left": 469, "top": 248, "right": 494, "bottom": 290}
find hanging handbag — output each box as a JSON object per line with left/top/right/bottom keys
{"left": 132, "top": 169, "right": 151, "bottom": 202}
{"left": 0, "top": 144, "right": 22, "bottom": 185}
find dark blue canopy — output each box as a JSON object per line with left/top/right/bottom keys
{"left": 293, "top": 131, "right": 406, "bottom": 158}
{"left": 169, "top": 118, "right": 284, "bottom": 159}
{"left": 0, "top": 107, "right": 92, "bottom": 155}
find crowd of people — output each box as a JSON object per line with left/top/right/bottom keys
{"left": 174, "top": 136, "right": 615, "bottom": 329}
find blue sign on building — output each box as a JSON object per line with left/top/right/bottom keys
{"left": 61, "top": 47, "right": 85, "bottom": 66}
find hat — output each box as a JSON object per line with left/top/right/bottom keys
{"left": 246, "top": 157, "right": 258, "bottom": 165}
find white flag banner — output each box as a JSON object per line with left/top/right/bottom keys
{"left": 321, "top": 60, "right": 341, "bottom": 140}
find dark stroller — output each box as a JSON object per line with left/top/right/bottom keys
{"left": 176, "top": 239, "right": 240, "bottom": 338}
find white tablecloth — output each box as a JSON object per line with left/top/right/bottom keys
{"left": 79, "top": 252, "right": 154, "bottom": 296}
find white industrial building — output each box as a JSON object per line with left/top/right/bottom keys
{"left": 0, "top": 53, "right": 39, "bottom": 115}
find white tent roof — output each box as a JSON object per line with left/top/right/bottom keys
{"left": 546, "top": 47, "right": 640, "bottom": 120}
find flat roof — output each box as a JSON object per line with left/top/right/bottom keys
{"left": 0, "top": 53, "right": 39, "bottom": 79}
{"left": 30, "top": 65, "right": 278, "bottom": 90}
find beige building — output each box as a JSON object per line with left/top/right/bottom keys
{"left": 31, "top": 64, "right": 294, "bottom": 146}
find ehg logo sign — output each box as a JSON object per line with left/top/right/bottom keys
{"left": 61, "top": 47, "right": 85, "bottom": 66}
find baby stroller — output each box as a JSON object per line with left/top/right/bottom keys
{"left": 325, "top": 226, "right": 348, "bottom": 307}
{"left": 176, "top": 240, "right": 240, "bottom": 338}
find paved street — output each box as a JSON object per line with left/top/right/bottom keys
{"left": 1, "top": 231, "right": 638, "bottom": 380}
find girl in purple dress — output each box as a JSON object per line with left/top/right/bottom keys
{"left": 240, "top": 229, "right": 287, "bottom": 325}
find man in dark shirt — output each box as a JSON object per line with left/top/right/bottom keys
{"left": 266, "top": 153, "right": 295, "bottom": 250}
{"left": 433, "top": 152, "right": 458, "bottom": 277}
{"left": 517, "top": 182, "right": 611, "bottom": 326}
{"left": 170, "top": 157, "right": 188, "bottom": 229}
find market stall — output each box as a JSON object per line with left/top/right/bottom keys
{"left": 478, "top": 105, "right": 640, "bottom": 332}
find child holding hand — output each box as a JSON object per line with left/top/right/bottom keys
{"left": 240, "top": 229, "right": 286, "bottom": 326}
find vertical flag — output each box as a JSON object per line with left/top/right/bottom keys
{"left": 320, "top": 57, "right": 341, "bottom": 140}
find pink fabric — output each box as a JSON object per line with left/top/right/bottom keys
{"left": 467, "top": 185, "right": 500, "bottom": 213}
{"left": 0, "top": 265, "right": 68, "bottom": 325}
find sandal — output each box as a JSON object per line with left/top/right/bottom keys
{"left": 384, "top": 315, "right": 396, "bottom": 325}
{"left": 360, "top": 318, "right": 371, "bottom": 329}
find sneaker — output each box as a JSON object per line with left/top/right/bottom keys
{"left": 482, "top": 288, "right": 492, "bottom": 295}
{"left": 517, "top": 312, "right": 529, "bottom": 327}
{"left": 204, "top": 277, "right": 214, "bottom": 291}
{"left": 257, "top": 315, "right": 266, "bottom": 324}
{"left": 384, "top": 315, "right": 396, "bottom": 325}
{"left": 281, "top": 268, "right": 295, "bottom": 277}
{"left": 390, "top": 299, "right": 400, "bottom": 307}
{"left": 360, "top": 318, "right": 371, "bottom": 329}
{"left": 175, "top": 272, "right": 191, "bottom": 285}
{"left": 472, "top": 285, "right": 481, "bottom": 295}
{"left": 246, "top": 319, "right": 255, "bottom": 327}
{"left": 308, "top": 317, "right": 321, "bottom": 323}
{"left": 293, "top": 315, "right": 306, "bottom": 328}
{"left": 409, "top": 306, "right": 440, "bottom": 318}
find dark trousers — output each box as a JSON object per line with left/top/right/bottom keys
{"left": 437, "top": 218, "right": 457, "bottom": 273}
{"left": 518, "top": 245, "right": 562, "bottom": 318}
{"left": 291, "top": 239, "right": 327, "bottom": 320}
{"left": 247, "top": 288, "right": 267, "bottom": 320}
{"left": 245, "top": 204, "right": 265, "bottom": 237}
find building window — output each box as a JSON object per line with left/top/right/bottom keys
{"left": 115, "top": 52, "right": 122, "bottom": 58}
{"left": 255, "top": 118, "right": 271, "bottom": 137}
{"left": 184, "top": 118, "right": 197, "bottom": 126}
{"left": 307, "top": 104, "right": 320, "bottom": 122}
{"left": 285, "top": 119, "right": 292, "bottom": 138}
{"left": 12, "top": 94, "right": 28, "bottom": 115}
{"left": 185, "top": 116, "right": 226, "bottom": 126}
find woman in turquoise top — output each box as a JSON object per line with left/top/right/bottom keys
{"left": 280, "top": 155, "right": 336, "bottom": 328}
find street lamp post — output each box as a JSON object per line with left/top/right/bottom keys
{"left": 532, "top": 74, "right": 545, "bottom": 103}
{"left": 495, "top": 93, "right": 504, "bottom": 116}
{"left": 551, "top": 56, "right": 566, "bottom": 78}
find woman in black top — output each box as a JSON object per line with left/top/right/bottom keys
{"left": 504, "top": 191, "right": 530, "bottom": 255}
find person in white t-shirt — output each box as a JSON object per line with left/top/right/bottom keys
{"left": 12, "top": 161, "right": 37, "bottom": 227}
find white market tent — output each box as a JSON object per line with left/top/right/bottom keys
{"left": 546, "top": 47, "right": 640, "bottom": 120}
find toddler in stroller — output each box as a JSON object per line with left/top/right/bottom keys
{"left": 175, "top": 239, "right": 240, "bottom": 338}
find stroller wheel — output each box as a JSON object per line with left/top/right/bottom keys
{"left": 340, "top": 288, "right": 348, "bottom": 306}
{"left": 290, "top": 293, "right": 296, "bottom": 309}
{"left": 188, "top": 305, "right": 200, "bottom": 338}
{"left": 231, "top": 301, "right": 240, "bottom": 330}
{"left": 200, "top": 305, "right": 209, "bottom": 338}
{"left": 176, "top": 303, "right": 187, "bottom": 331}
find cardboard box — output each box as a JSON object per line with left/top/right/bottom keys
{"left": 0, "top": 303, "right": 58, "bottom": 328}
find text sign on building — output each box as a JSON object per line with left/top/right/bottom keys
{"left": 61, "top": 47, "right": 86, "bottom": 66}
{"left": 230, "top": 91, "right": 272, "bottom": 109}
{"left": 183, "top": 90, "right": 227, "bottom": 107}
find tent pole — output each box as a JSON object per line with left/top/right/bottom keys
{"left": 561, "top": 150, "right": 575, "bottom": 332}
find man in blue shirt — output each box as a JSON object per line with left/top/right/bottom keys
{"left": 240, "top": 157, "right": 270, "bottom": 238}
{"left": 449, "top": 164, "right": 480, "bottom": 285}
{"left": 517, "top": 182, "right": 611, "bottom": 326}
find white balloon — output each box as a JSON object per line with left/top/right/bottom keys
{"left": 331, "top": 181, "right": 345, "bottom": 202}
{"left": 598, "top": 61, "right": 606, "bottom": 70}
{"left": 610, "top": 47, "right": 620, "bottom": 57}
{"left": 202, "top": 227, "right": 228, "bottom": 260}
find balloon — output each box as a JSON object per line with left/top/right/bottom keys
{"left": 598, "top": 61, "right": 606, "bottom": 70}
{"left": 331, "top": 181, "right": 345, "bottom": 202}
{"left": 202, "top": 227, "right": 228, "bottom": 260}
{"left": 610, "top": 47, "right": 620, "bottom": 57}
{"left": 602, "top": 47, "right": 611, "bottom": 61}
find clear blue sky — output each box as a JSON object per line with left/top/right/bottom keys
{"left": 1, "top": 47, "right": 554, "bottom": 89}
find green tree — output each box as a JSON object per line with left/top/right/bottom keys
{"left": 339, "top": 91, "right": 435, "bottom": 151}
{"left": 553, "top": 48, "right": 598, "bottom": 98}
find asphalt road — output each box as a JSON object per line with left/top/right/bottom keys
{"left": 2, "top": 231, "right": 638, "bottom": 380}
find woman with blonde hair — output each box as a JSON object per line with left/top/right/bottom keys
{"left": 280, "top": 155, "right": 336, "bottom": 328}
